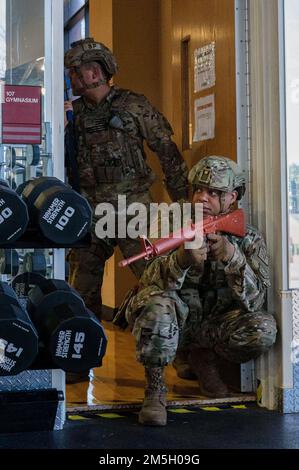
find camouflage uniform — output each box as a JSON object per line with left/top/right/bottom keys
{"left": 65, "top": 39, "right": 188, "bottom": 316}
{"left": 125, "top": 157, "right": 277, "bottom": 367}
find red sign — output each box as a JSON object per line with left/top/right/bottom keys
{"left": 2, "top": 85, "right": 42, "bottom": 144}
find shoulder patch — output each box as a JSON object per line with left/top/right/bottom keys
{"left": 112, "top": 88, "right": 147, "bottom": 108}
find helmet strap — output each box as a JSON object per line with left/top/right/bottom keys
{"left": 220, "top": 191, "right": 233, "bottom": 214}
{"left": 76, "top": 68, "right": 107, "bottom": 92}
{"left": 84, "top": 79, "right": 108, "bottom": 89}
{"left": 219, "top": 191, "right": 225, "bottom": 213}
{"left": 220, "top": 191, "right": 238, "bottom": 215}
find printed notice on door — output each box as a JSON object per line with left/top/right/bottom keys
{"left": 193, "top": 94, "right": 215, "bottom": 142}
{"left": 194, "top": 42, "right": 216, "bottom": 93}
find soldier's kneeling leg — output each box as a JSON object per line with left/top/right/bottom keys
{"left": 197, "top": 309, "right": 277, "bottom": 364}
{"left": 187, "top": 310, "right": 276, "bottom": 396}
{"left": 173, "top": 349, "right": 197, "bottom": 380}
{"left": 132, "top": 295, "right": 180, "bottom": 367}
{"left": 132, "top": 295, "right": 179, "bottom": 426}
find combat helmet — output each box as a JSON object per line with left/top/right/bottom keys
{"left": 64, "top": 37, "right": 118, "bottom": 79}
{"left": 188, "top": 156, "right": 246, "bottom": 200}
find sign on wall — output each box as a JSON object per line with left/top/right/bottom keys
{"left": 193, "top": 94, "right": 215, "bottom": 142}
{"left": 1, "top": 85, "right": 42, "bottom": 144}
{"left": 194, "top": 42, "right": 216, "bottom": 92}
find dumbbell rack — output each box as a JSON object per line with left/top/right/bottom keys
{"left": 0, "top": 223, "right": 94, "bottom": 432}
{"left": 0, "top": 174, "right": 91, "bottom": 433}
{"left": 0, "top": 6, "right": 75, "bottom": 432}
{"left": 1, "top": 112, "right": 97, "bottom": 433}
{"left": 0, "top": 232, "right": 93, "bottom": 432}
{"left": 0, "top": 237, "right": 68, "bottom": 432}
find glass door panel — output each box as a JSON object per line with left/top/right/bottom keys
{"left": 0, "top": 0, "right": 63, "bottom": 281}
{"left": 284, "top": 0, "right": 299, "bottom": 288}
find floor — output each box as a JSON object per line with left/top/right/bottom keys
{"left": 1, "top": 404, "right": 299, "bottom": 452}
{"left": 3, "top": 321, "right": 298, "bottom": 456}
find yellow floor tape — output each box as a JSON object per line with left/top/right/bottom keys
{"left": 68, "top": 415, "right": 90, "bottom": 421}
{"left": 95, "top": 413, "right": 126, "bottom": 419}
{"left": 169, "top": 408, "right": 197, "bottom": 414}
{"left": 68, "top": 404, "right": 249, "bottom": 421}
{"left": 201, "top": 406, "right": 222, "bottom": 411}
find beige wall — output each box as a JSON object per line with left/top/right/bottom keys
{"left": 113, "top": 0, "right": 165, "bottom": 203}
{"left": 89, "top": 0, "right": 114, "bottom": 308}
{"left": 113, "top": 0, "right": 161, "bottom": 106}
{"left": 89, "top": 0, "right": 113, "bottom": 48}
{"left": 159, "top": 0, "right": 237, "bottom": 201}
{"left": 91, "top": 0, "right": 237, "bottom": 310}
{"left": 90, "top": 0, "right": 163, "bottom": 308}
{"left": 171, "top": 0, "right": 237, "bottom": 168}
{"left": 160, "top": 0, "right": 174, "bottom": 122}
{"left": 112, "top": 0, "right": 167, "bottom": 305}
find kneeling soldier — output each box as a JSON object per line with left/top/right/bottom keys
{"left": 125, "top": 156, "right": 277, "bottom": 426}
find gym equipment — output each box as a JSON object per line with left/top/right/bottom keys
{"left": 0, "top": 249, "right": 20, "bottom": 276}
{"left": 0, "top": 282, "right": 38, "bottom": 376}
{"left": 17, "top": 177, "right": 92, "bottom": 245}
{"left": 65, "top": 260, "right": 69, "bottom": 280}
{"left": 5, "top": 147, "right": 16, "bottom": 168}
{"left": 27, "top": 279, "right": 107, "bottom": 372}
{"left": 0, "top": 179, "right": 29, "bottom": 245}
{"left": 0, "top": 388, "right": 64, "bottom": 433}
{"left": 11, "top": 179, "right": 17, "bottom": 191}
{"left": 23, "top": 250, "right": 47, "bottom": 276}
{"left": 11, "top": 272, "right": 46, "bottom": 304}
{"left": 26, "top": 145, "right": 40, "bottom": 166}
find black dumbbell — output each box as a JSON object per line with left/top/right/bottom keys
{"left": 65, "top": 260, "right": 70, "bottom": 280}
{"left": 27, "top": 279, "right": 107, "bottom": 372}
{"left": 11, "top": 272, "right": 47, "bottom": 310}
{"left": 0, "top": 249, "right": 20, "bottom": 276}
{"left": 26, "top": 145, "right": 40, "bottom": 166}
{"left": 23, "top": 250, "right": 47, "bottom": 276}
{"left": 0, "top": 282, "right": 39, "bottom": 376}
{"left": 0, "top": 179, "right": 29, "bottom": 244}
{"left": 17, "top": 177, "right": 92, "bottom": 244}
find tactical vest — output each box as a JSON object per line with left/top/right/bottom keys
{"left": 75, "top": 88, "right": 152, "bottom": 186}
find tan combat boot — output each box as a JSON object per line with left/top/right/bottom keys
{"left": 139, "top": 367, "right": 167, "bottom": 426}
{"left": 188, "top": 348, "right": 230, "bottom": 398}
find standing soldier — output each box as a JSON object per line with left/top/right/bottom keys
{"left": 64, "top": 38, "right": 188, "bottom": 338}
{"left": 124, "top": 156, "right": 277, "bottom": 426}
